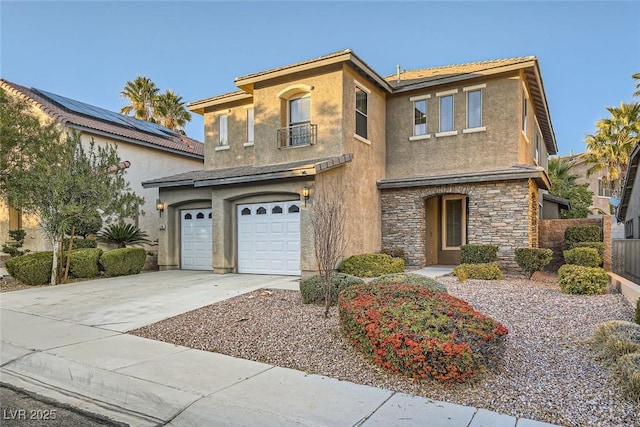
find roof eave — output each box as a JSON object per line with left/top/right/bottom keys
{"left": 616, "top": 143, "right": 640, "bottom": 221}
{"left": 187, "top": 92, "right": 253, "bottom": 115}
{"left": 391, "top": 60, "right": 537, "bottom": 94}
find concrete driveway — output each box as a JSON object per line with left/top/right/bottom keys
{"left": 0, "top": 270, "right": 556, "bottom": 427}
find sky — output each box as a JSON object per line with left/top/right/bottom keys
{"left": 1, "top": 1, "right": 638, "bottom": 156}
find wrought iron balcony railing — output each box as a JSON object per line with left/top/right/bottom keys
{"left": 277, "top": 123, "right": 317, "bottom": 148}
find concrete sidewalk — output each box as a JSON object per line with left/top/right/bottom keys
{"left": 1, "top": 270, "right": 557, "bottom": 426}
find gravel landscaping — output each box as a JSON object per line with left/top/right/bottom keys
{"left": 118, "top": 275, "right": 635, "bottom": 425}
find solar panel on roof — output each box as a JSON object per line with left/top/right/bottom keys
{"left": 33, "top": 88, "right": 180, "bottom": 138}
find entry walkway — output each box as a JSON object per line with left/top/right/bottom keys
{"left": 1, "top": 270, "right": 557, "bottom": 426}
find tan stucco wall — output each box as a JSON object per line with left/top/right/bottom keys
{"left": 204, "top": 65, "right": 346, "bottom": 171}
{"left": 385, "top": 74, "right": 523, "bottom": 179}
{"left": 565, "top": 157, "right": 613, "bottom": 215}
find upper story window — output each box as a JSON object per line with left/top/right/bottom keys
{"left": 414, "top": 99, "right": 427, "bottom": 136}
{"left": 466, "top": 89, "right": 482, "bottom": 129}
{"left": 535, "top": 129, "right": 541, "bottom": 164}
{"left": 247, "top": 107, "right": 254, "bottom": 144}
{"left": 355, "top": 86, "right": 368, "bottom": 140}
{"left": 439, "top": 94, "right": 454, "bottom": 132}
{"left": 522, "top": 91, "right": 528, "bottom": 134}
{"left": 218, "top": 114, "right": 228, "bottom": 146}
{"left": 276, "top": 84, "right": 315, "bottom": 148}
{"left": 598, "top": 178, "right": 616, "bottom": 198}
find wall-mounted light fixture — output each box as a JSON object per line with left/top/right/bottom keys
{"left": 156, "top": 199, "right": 165, "bottom": 217}
{"left": 302, "top": 185, "right": 310, "bottom": 207}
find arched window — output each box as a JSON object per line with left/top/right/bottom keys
{"left": 196, "top": 212, "right": 204, "bottom": 219}
{"left": 208, "top": 212, "right": 212, "bottom": 219}
{"left": 272, "top": 205, "right": 283, "bottom": 214}
{"left": 288, "top": 205, "right": 300, "bottom": 213}
{"left": 241, "top": 208, "right": 251, "bottom": 215}
{"left": 257, "top": 207, "right": 267, "bottom": 215}
{"left": 184, "top": 213, "right": 192, "bottom": 220}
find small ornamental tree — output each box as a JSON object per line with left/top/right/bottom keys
{"left": 1, "top": 93, "right": 143, "bottom": 285}
{"left": 311, "top": 182, "right": 347, "bottom": 318}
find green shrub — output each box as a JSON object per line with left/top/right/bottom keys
{"left": 339, "top": 253, "right": 404, "bottom": 278}
{"left": 515, "top": 248, "right": 552, "bottom": 279}
{"left": 338, "top": 283, "right": 508, "bottom": 383}
{"left": 591, "top": 320, "right": 640, "bottom": 363}
{"left": 636, "top": 299, "right": 640, "bottom": 326}
{"left": 460, "top": 245, "right": 498, "bottom": 264}
{"left": 5, "top": 252, "right": 53, "bottom": 285}
{"left": 100, "top": 247, "right": 146, "bottom": 277}
{"left": 97, "top": 223, "right": 151, "bottom": 248}
{"left": 68, "top": 248, "right": 103, "bottom": 278}
{"left": 2, "top": 229, "right": 30, "bottom": 257}
{"left": 616, "top": 353, "right": 640, "bottom": 401}
{"left": 369, "top": 273, "right": 447, "bottom": 294}
{"left": 453, "top": 263, "right": 503, "bottom": 281}
{"left": 563, "top": 247, "right": 602, "bottom": 268}
{"left": 558, "top": 264, "right": 608, "bottom": 295}
{"left": 299, "top": 273, "right": 364, "bottom": 304}
{"left": 380, "top": 247, "right": 406, "bottom": 260}
{"left": 573, "top": 241, "right": 605, "bottom": 260}
{"left": 62, "top": 238, "right": 98, "bottom": 251}
{"left": 564, "top": 225, "right": 602, "bottom": 249}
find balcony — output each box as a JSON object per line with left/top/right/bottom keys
{"left": 277, "top": 123, "right": 317, "bottom": 148}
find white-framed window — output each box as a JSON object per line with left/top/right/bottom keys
{"left": 355, "top": 86, "right": 368, "bottom": 140}
{"left": 287, "top": 95, "right": 311, "bottom": 146}
{"left": 442, "top": 195, "right": 467, "bottom": 250}
{"left": 598, "top": 178, "right": 615, "bottom": 198}
{"left": 522, "top": 91, "right": 528, "bottom": 133}
{"left": 413, "top": 99, "right": 427, "bottom": 136}
{"left": 534, "top": 130, "right": 541, "bottom": 164}
{"left": 466, "top": 89, "right": 482, "bottom": 129}
{"left": 247, "top": 107, "right": 254, "bottom": 143}
{"left": 218, "top": 114, "right": 228, "bottom": 146}
{"left": 439, "top": 94, "right": 454, "bottom": 132}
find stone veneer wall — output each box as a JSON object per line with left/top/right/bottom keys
{"left": 381, "top": 179, "right": 534, "bottom": 271}
{"left": 538, "top": 216, "right": 611, "bottom": 271}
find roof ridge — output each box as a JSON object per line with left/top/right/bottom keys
{"left": 384, "top": 56, "right": 537, "bottom": 79}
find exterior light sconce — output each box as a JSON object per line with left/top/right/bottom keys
{"left": 302, "top": 185, "right": 310, "bottom": 206}
{"left": 156, "top": 199, "right": 165, "bottom": 217}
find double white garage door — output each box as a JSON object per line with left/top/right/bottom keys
{"left": 180, "top": 201, "right": 301, "bottom": 275}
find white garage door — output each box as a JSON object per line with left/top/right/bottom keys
{"left": 181, "top": 209, "right": 213, "bottom": 270}
{"left": 237, "top": 201, "right": 301, "bottom": 275}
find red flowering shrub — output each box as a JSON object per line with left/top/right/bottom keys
{"left": 338, "top": 283, "right": 508, "bottom": 383}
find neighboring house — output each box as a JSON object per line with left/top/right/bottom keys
{"left": 557, "top": 152, "right": 616, "bottom": 215}
{"left": 143, "top": 49, "right": 557, "bottom": 275}
{"left": 617, "top": 142, "right": 640, "bottom": 238}
{"left": 0, "top": 79, "right": 204, "bottom": 252}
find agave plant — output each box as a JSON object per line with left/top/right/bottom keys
{"left": 97, "top": 223, "right": 151, "bottom": 248}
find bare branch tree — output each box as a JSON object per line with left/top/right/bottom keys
{"left": 310, "top": 182, "right": 347, "bottom": 318}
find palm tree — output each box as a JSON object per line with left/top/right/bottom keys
{"left": 584, "top": 102, "right": 640, "bottom": 197}
{"left": 548, "top": 157, "right": 579, "bottom": 186}
{"left": 153, "top": 90, "right": 192, "bottom": 133}
{"left": 633, "top": 72, "right": 640, "bottom": 97}
{"left": 120, "top": 76, "right": 159, "bottom": 122}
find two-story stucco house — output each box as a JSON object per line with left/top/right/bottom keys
{"left": 143, "top": 49, "right": 557, "bottom": 275}
{"left": 0, "top": 79, "right": 204, "bottom": 252}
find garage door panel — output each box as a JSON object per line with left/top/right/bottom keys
{"left": 237, "top": 202, "right": 300, "bottom": 275}
{"left": 181, "top": 209, "right": 213, "bottom": 271}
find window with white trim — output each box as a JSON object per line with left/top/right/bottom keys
{"left": 413, "top": 99, "right": 427, "bottom": 136}
{"left": 247, "top": 107, "right": 254, "bottom": 143}
{"left": 535, "top": 130, "right": 541, "bottom": 164}
{"left": 287, "top": 95, "right": 311, "bottom": 146}
{"left": 466, "top": 89, "right": 482, "bottom": 129}
{"left": 442, "top": 195, "right": 467, "bottom": 250}
{"left": 355, "top": 87, "right": 368, "bottom": 139}
{"left": 218, "top": 114, "right": 228, "bottom": 146}
{"left": 439, "top": 95, "right": 454, "bottom": 132}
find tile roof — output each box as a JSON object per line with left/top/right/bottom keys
{"left": 385, "top": 56, "right": 537, "bottom": 88}
{"left": 142, "top": 154, "right": 353, "bottom": 188}
{"left": 0, "top": 79, "right": 204, "bottom": 159}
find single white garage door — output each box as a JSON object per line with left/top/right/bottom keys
{"left": 181, "top": 209, "right": 213, "bottom": 270}
{"left": 237, "top": 201, "right": 301, "bottom": 275}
